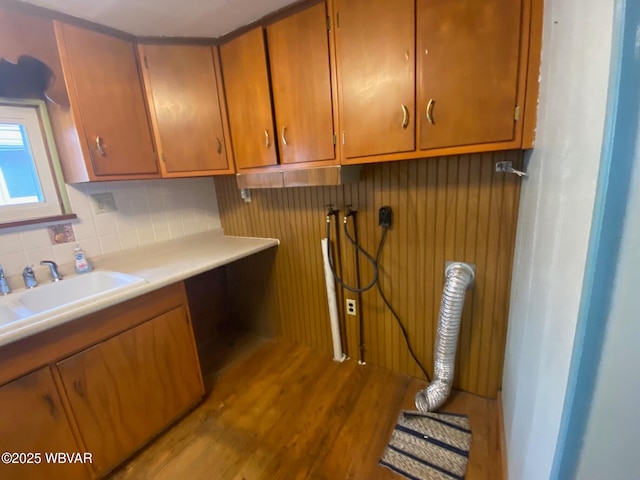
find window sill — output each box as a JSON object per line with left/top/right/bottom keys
{"left": 0, "top": 213, "right": 77, "bottom": 230}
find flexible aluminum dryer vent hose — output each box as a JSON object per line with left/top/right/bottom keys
{"left": 415, "top": 262, "right": 475, "bottom": 412}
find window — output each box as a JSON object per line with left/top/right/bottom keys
{"left": 0, "top": 99, "right": 72, "bottom": 226}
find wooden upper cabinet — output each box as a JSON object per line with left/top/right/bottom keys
{"left": 56, "top": 306, "right": 203, "bottom": 476}
{"left": 139, "top": 44, "right": 233, "bottom": 176}
{"left": 220, "top": 28, "right": 277, "bottom": 170}
{"left": 418, "top": 0, "right": 522, "bottom": 150}
{"left": 54, "top": 22, "right": 159, "bottom": 179}
{"left": 267, "top": 2, "right": 336, "bottom": 165}
{"left": 334, "top": 0, "right": 415, "bottom": 159}
{"left": 0, "top": 368, "right": 88, "bottom": 480}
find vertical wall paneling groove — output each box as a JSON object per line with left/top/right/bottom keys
{"left": 415, "top": 159, "right": 428, "bottom": 378}
{"left": 216, "top": 151, "right": 523, "bottom": 397}
{"left": 460, "top": 156, "right": 476, "bottom": 387}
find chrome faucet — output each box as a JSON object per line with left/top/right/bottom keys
{"left": 40, "top": 260, "right": 63, "bottom": 282}
{"left": 0, "top": 264, "right": 10, "bottom": 295}
{"left": 22, "top": 266, "right": 38, "bottom": 289}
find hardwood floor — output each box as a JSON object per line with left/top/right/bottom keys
{"left": 110, "top": 336, "right": 502, "bottom": 479}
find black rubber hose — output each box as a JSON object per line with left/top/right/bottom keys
{"left": 326, "top": 219, "right": 377, "bottom": 293}
{"left": 326, "top": 216, "right": 431, "bottom": 382}
{"left": 375, "top": 226, "right": 432, "bottom": 383}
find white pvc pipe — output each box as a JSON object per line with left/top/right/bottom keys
{"left": 321, "top": 238, "right": 346, "bottom": 362}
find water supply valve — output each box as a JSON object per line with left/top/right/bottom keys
{"left": 326, "top": 204, "right": 339, "bottom": 222}
{"left": 344, "top": 204, "right": 356, "bottom": 223}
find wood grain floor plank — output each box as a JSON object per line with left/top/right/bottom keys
{"left": 112, "top": 335, "right": 503, "bottom": 480}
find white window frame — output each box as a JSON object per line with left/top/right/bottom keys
{"left": 0, "top": 99, "right": 72, "bottom": 227}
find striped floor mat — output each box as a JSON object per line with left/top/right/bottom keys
{"left": 380, "top": 411, "right": 472, "bottom": 480}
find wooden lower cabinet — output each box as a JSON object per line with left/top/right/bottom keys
{"left": 0, "top": 282, "right": 204, "bottom": 479}
{"left": 57, "top": 305, "right": 204, "bottom": 476}
{"left": 0, "top": 367, "right": 89, "bottom": 480}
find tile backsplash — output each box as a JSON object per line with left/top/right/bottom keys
{"left": 0, "top": 177, "right": 221, "bottom": 285}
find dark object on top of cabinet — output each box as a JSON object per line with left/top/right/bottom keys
{"left": 0, "top": 55, "right": 54, "bottom": 98}
{"left": 0, "top": 6, "right": 69, "bottom": 106}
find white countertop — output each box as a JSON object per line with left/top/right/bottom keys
{"left": 0, "top": 230, "right": 279, "bottom": 347}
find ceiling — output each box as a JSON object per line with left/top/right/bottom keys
{"left": 17, "top": 0, "right": 299, "bottom": 37}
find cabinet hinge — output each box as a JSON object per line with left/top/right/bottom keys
{"left": 143, "top": 56, "right": 148, "bottom": 69}
{"left": 514, "top": 105, "right": 520, "bottom": 121}
{"left": 336, "top": 12, "right": 340, "bottom": 29}
{"left": 333, "top": 133, "right": 337, "bottom": 145}
{"left": 326, "top": 15, "right": 331, "bottom": 31}
{"left": 161, "top": 152, "right": 166, "bottom": 163}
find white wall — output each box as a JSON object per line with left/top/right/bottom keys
{"left": 573, "top": 106, "right": 640, "bottom": 479}
{"left": 0, "top": 177, "right": 221, "bottom": 288}
{"left": 501, "top": 0, "right": 615, "bottom": 478}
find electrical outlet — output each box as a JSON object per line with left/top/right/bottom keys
{"left": 91, "top": 192, "right": 117, "bottom": 214}
{"left": 378, "top": 206, "right": 392, "bottom": 227}
{"left": 346, "top": 299, "right": 357, "bottom": 316}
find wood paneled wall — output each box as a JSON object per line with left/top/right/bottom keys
{"left": 215, "top": 151, "right": 522, "bottom": 398}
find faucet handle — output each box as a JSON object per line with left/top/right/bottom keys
{"left": 40, "top": 260, "right": 63, "bottom": 282}
{"left": 0, "top": 264, "right": 9, "bottom": 295}
{"left": 22, "top": 265, "right": 38, "bottom": 289}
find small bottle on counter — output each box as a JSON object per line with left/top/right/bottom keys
{"left": 74, "top": 245, "right": 92, "bottom": 274}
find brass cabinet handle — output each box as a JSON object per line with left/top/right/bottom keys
{"left": 401, "top": 104, "right": 409, "bottom": 129}
{"left": 42, "top": 394, "right": 56, "bottom": 416}
{"left": 96, "top": 136, "right": 106, "bottom": 156}
{"left": 216, "top": 137, "right": 222, "bottom": 154}
{"left": 74, "top": 379, "right": 84, "bottom": 397}
{"left": 281, "top": 126, "right": 288, "bottom": 146}
{"left": 426, "top": 99, "right": 435, "bottom": 125}
{"left": 264, "top": 130, "right": 270, "bottom": 148}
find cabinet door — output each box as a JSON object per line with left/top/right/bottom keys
{"left": 57, "top": 307, "right": 204, "bottom": 476}
{"left": 267, "top": 2, "right": 336, "bottom": 165}
{"left": 220, "top": 28, "right": 277, "bottom": 170}
{"left": 418, "top": 0, "right": 521, "bottom": 149}
{"left": 334, "top": 0, "right": 415, "bottom": 159}
{"left": 0, "top": 368, "right": 88, "bottom": 480}
{"left": 57, "top": 23, "right": 158, "bottom": 176}
{"left": 141, "top": 44, "right": 232, "bottom": 175}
